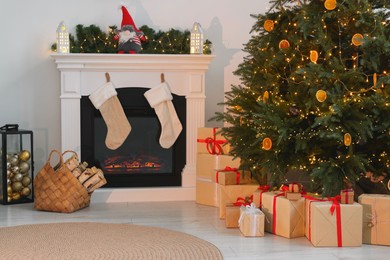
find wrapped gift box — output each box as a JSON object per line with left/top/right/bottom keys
{"left": 225, "top": 204, "right": 241, "bottom": 228}
{"left": 196, "top": 153, "right": 240, "bottom": 179}
{"left": 340, "top": 189, "right": 354, "bottom": 204}
{"left": 197, "top": 127, "right": 229, "bottom": 155}
{"left": 306, "top": 200, "right": 362, "bottom": 247}
{"left": 252, "top": 186, "right": 270, "bottom": 208}
{"left": 218, "top": 184, "right": 259, "bottom": 219}
{"left": 239, "top": 204, "right": 265, "bottom": 237}
{"left": 195, "top": 178, "right": 218, "bottom": 207}
{"left": 358, "top": 194, "right": 390, "bottom": 246}
{"left": 212, "top": 168, "right": 252, "bottom": 185}
{"left": 261, "top": 191, "right": 305, "bottom": 238}
{"left": 285, "top": 192, "right": 302, "bottom": 201}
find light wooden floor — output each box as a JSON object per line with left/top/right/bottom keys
{"left": 0, "top": 201, "right": 389, "bottom": 260}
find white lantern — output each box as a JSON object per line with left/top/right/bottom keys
{"left": 190, "top": 22, "right": 204, "bottom": 54}
{"left": 56, "top": 21, "right": 69, "bottom": 53}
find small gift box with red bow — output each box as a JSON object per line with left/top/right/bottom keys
{"left": 196, "top": 127, "right": 230, "bottom": 155}
{"left": 218, "top": 185, "right": 259, "bottom": 219}
{"left": 225, "top": 197, "right": 252, "bottom": 228}
{"left": 212, "top": 167, "right": 252, "bottom": 186}
{"left": 285, "top": 183, "right": 304, "bottom": 201}
{"left": 340, "top": 189, "right": 354, "bottom": 204}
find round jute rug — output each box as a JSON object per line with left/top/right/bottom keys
{"left": 0, "top": 222, "right": 223, "bottom": 260}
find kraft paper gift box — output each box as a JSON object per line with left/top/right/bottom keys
{"left": 196, "top": 153, "right": 240, "bottom": 179}
{"left": 195, "top": 178, "right": 218, "bottom": 207}
{"left": 340, "top": 189, "right": 354, "bottom": 204}
{"left": 218, "top": 184, "right": 259, "bottom": 219}
{"left": 252, "top": 186, "right": 270, "bottom": 208}
{"left": 261, "top": 191, "right": 305, "bottom": 238}
{"left": 358, "top": 194, "right": 390, "bottom": 246}
{"left": 196, "top": 127, "right": 229, "bottom": 155}
{"left": 306, "top": 200, "right": 362, "bottom": 247}
{"left": 239, "top": 204, "right": 265, "bottom": 237}
{"left": 225, "top": 204, "right": 241, "bottom": 228}
{"left": 212, "top": 168, "right": 252, "bottom": 185}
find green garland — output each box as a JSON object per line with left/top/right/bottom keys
{"left": 52, "top": 24, "right": 212, "bottom": 54}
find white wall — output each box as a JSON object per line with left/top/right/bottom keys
{"left": 0, "top": 0, "right": 270, "bottom": 170}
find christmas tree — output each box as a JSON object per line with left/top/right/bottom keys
{"left": 213, "top": 0, "right": 390, "bottom": 196}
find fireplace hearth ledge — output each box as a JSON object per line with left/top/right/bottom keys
{"left": 51, "top": 53, "right": 214, "bottom": 203}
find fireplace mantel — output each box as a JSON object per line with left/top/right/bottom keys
{"left": 51, "top": 53, "right": 214, "bottom": 203}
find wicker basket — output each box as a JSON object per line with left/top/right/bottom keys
{"left": 34, "top": 150, "right": 90, "bottom": 213}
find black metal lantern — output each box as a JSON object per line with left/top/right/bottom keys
{"left": 0, "top": 124, "right": 34, "bottom": 204}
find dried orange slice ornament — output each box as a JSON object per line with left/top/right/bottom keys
{"left": 263, "top": 91, "right": 270, "bottom": 103}
{"left": 279, "top": 39, "right": 290, "bottom": 49}
{"left": 316, "top": 90, "right": 327, "bottom": 102}
{"left": 264, "top": 20, "right": 275, "bottom": 32}
{"left": 310, "top": 50, "right": 318, "bottom": 63}
{"left": 344, "top": 133, "right": 352, "bottom": 146}
{"left": 324, "top": 0, "right": 337, "bottom": 10}
{"left": 262, "top": 138, "right": 272, "bottom": 150}
{"left": 352, "top": 33, "right": 364, "bottom": 46}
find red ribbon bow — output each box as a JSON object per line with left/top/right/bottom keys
{"left": 215, "top": 166, "right": 240, "bottom": 184}
{"left": 197, "top": 128, "right": 226, "bottom": 155}
{"left": 233, "top": 195, "right": 253, "bottom": 206}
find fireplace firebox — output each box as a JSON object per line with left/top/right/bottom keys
{"left": 81, "top": 87, "right": 186, "bottom": 188}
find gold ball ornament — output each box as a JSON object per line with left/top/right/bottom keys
{"left": 7, "top": 186, "right": 13, "bottom": 195}
{"left": 262, "top": 137, "right": 273, "bottom": 150}
{"left": 279, "top": 39, "right": 290, "bottom": 49}
{"left": 21, "top": 187, "right": 31, "bottom": 197}
{"left": 316, "top": 90, "right": 327, "bottom": 102}
{"left": 7, "top": 196, "right": 12, "bottom": 203}
{"left": 324, "top": 0, "right": 337, "bottom": 10}
{"left": 344, "top": 133, "right": 352, "bottom": 146}
{"left": 310, "top": 50, "right": 318, "bottom": 63}
{"left": 12, "top": 182, "right": 23, "bottom": 192}
{"left": 352, "top": 33, "right": 364, "bottom": 46}
{"left": 22, "top": 176, "right": 32, "bottom": 187}
{"left": 19, "top": 161, "right": 30, "bottom": 173}
{"left": 264, "top": 20, "right": 275, "bottom": 32}
{"left": 19, "top": 150, "right": 31, "bottom": 161}
{"left": 14, "top": 173, "right": 23, "bottom": 182}
{"left": 9, "top": 156, "right": 19, "bottom": 166}
{"left": 11, "top": 165, "right": 20, "bottom": 174}
{"left": 12, "top": 193, "right": 21, "bottom": 201}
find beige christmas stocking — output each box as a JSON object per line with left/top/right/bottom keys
{"left": 89, "top": 82, "right": 131, "bottom": 150}
{"left": 144, "top": 82, "right": 183, "bottom": 149}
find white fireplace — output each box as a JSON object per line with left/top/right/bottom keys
{"left": 51, "top": 53, "right": 214, "bottom": 203}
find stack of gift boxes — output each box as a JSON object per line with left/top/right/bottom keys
{"left": 195, "top": 132, "right": 390, "bottom": 246}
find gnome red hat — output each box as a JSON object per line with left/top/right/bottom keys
{"left": 120, "top": 5, "right": 140, "bottom": 32}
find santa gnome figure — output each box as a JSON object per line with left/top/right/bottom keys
{"left": 114, "top": 5, "right": 146, "bottom": 54}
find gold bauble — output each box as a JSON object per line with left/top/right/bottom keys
{"left": 12, "top": 182, "right": 23, "bottom": 192}
{"left": 279, "top": 39, "right": 290, "bottom": 49}
{"left": 310, "top": 50, "right": 318, "bottom": 63}
{"left": 22, "top": 176, "right": 32, "bottom": 187}
{"left": 262, "top": 137, "right": 273, "bottom": 150}
{"left": 21, "top": 187, "right": 31, "bottom": 197}
{"left": 19, "top": 150, "right": 31, "bottom": 161}
{"left": 9, "top": 156, "right": 19, "bottom": 166}
{"left": 7, "top": 196, "right": 12, "bottom": 203}
{"left": 316, "top": 90, "right": 327, "bottom": 102}
{"left": 324, "top": 0, "right": 337, "bottom": 10}
{"left": 352, "top": 33, "right": 364, "bottom": 46}
{"left": 264, "top": 20, "right": 275, "bottom": 32}
{"left": 14, "top": 173, "right": 23, "bottom": 182}
{"left": 7, "top": 186, "right": 13, "bottom": 195}
{"left": 19, "top": 161, "right": 30, "bottom": 173}
{"left": 12, "top": 193, "right": 21, "bottom": 201}
{"left": 344, "top": 133, "right": 352, "bottom": 146}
